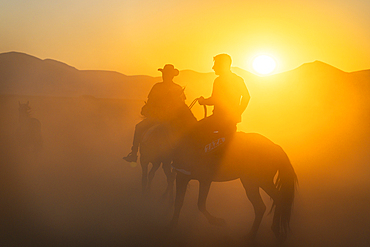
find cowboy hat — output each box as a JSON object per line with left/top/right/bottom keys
{"left": 158, "top": 64, "right": 179, "bottom": 76}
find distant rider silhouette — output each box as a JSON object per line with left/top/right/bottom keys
{"left": 123, "top": 64, "right": 186, "bottom": 162}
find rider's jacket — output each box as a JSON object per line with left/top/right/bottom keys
{"left": 208, "top": 72, "right": 248, "bottom": 124}
{"left": 141, "top": 81, "right": 186, "bottom": 122}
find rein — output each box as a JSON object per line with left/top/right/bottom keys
{"left": 189, "top": 98, "right": 207, "bottom": 119}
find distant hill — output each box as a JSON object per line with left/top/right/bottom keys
{"left": 1, "top": 51, "right": 369, "bottom": 103}
{"left": 0, "top": 52, "right": 158, "bottom": 100}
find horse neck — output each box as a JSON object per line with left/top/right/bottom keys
{"left": 171, "top": 107, "right": 198, "bottom": 131}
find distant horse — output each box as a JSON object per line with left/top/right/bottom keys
{"left": 170, "top": 132, "right": 298, "bottom": 243}
{"left": 16, "top": 101, "right": 43, "bottom": 155}
{"left": 139, "top": 124, "right": 176, "bottom": 198}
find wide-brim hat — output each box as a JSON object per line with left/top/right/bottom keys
{"left": 158, "top": 64, "right": 179, "bottom": 76}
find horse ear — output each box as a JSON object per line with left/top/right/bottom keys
{"left": 19, "top": 101, "right": 21, "bottom": 106}
{"left": 27, "top": 101, "right": 29, "bottom": 105}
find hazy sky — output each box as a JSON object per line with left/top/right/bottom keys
{"left": 1, "top": 0, "right": 369, "bottom": 76}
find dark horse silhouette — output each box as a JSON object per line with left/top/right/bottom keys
{"left": 16, "top": 101, "right": 43, "bottom": 155}
{"left": 138, "top": 100, "right": 297, "bottom": 243}
{"left": 170, "top": 132, "right": 297, "bottom": 243}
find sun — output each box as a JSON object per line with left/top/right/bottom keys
{"left": 252, "top": 55, "right": 277, "bottom": 75}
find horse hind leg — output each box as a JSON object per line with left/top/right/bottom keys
{"left": 259, "top": 181, "right": 286, "bottom": 242}
{"left": 198, "top": 180, "right": 226, "bottom": 227}
{"left": 240, "top": 178, "right": 266, "bottom": 242}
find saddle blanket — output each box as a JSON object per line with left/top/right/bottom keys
{"left": 204, "top": 137, "right": 226, "bottom": 153}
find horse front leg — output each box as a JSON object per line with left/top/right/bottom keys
{"left": 169, "top": 173, "right": 190, "bottom": 228}
{"left": 198, "top": 180, "right": 226, "bottom": 227}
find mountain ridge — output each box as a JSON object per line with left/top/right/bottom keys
{"left": 3, "top": 51, "right": 364, "bottom": 77}
{"left": 0, "top": 51, "right": 369, "bottom": 101}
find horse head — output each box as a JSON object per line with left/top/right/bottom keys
{"left": 19, "top": 101, "right": 31, "bottom": 117}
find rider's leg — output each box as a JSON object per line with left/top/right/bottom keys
{"left": 189, "top": 115, "right": 215, "bottom": 150}
{"left": 197, "top": 115, "right": 215, "bottom": 133}
{"left": 134, "top": 119, "right": 155, "bottom": 151}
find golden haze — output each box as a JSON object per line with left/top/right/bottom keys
{"left": 0, "top": 0, "right": 369, "bottom": 75}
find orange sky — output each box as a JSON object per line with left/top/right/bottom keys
{"left": 1, "top": 0, "right": 370, "bottom": 76}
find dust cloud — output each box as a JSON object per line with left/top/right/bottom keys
{"left": 1, "top": 94, "right": 370, "bottom": 247}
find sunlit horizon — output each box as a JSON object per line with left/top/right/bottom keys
{"left": 1, "top": 0, "right": 370, "bottom": 76}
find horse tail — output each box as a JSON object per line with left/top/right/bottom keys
{"left": 271, "top": 147, "right": 298, "bottom": 242}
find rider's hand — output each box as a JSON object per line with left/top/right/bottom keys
{"left": 198, "top": 96, "right": 205, "bottom": 105}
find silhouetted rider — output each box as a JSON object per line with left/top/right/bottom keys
{"left": 123, "top": 64, "right": 186, "bottom": 162}
{"left": 198, "top": 54, "right": 250, "bottom": 136}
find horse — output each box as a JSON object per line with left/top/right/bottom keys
{"left": 170, "top": 131, "right": 298, "bottom": 244}
{"left": 16, "top": 101, "right": 43, "bottom": 156}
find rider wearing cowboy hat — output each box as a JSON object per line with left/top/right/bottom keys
{"left": 123, "top": 64, "right": 186, "bottom": 162}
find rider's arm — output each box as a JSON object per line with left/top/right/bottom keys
{"left": 238, "top": 81, "right": 250, "bottom": 114}
{"left": 239, "top": 91, "right": 250, "bottom": 114}
{"left": 198, "top": 80, "right": 218, "bottom": 105}
{"left": 199, "top": 96, "right": 215, "bottom": 105}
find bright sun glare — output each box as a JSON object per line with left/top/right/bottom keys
{"left": 252, "top": 55, "right": 277, "bottom": 75}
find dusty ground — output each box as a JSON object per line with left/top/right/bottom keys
{"left": 1, "top": 95, "right": 369, "bottom": 247}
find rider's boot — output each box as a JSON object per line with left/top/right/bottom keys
{"left": 123, "top": 148, "right": 138, "bottom": 162}
{"left": 123, "top": 152, "right": 138, "bottom": 162}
